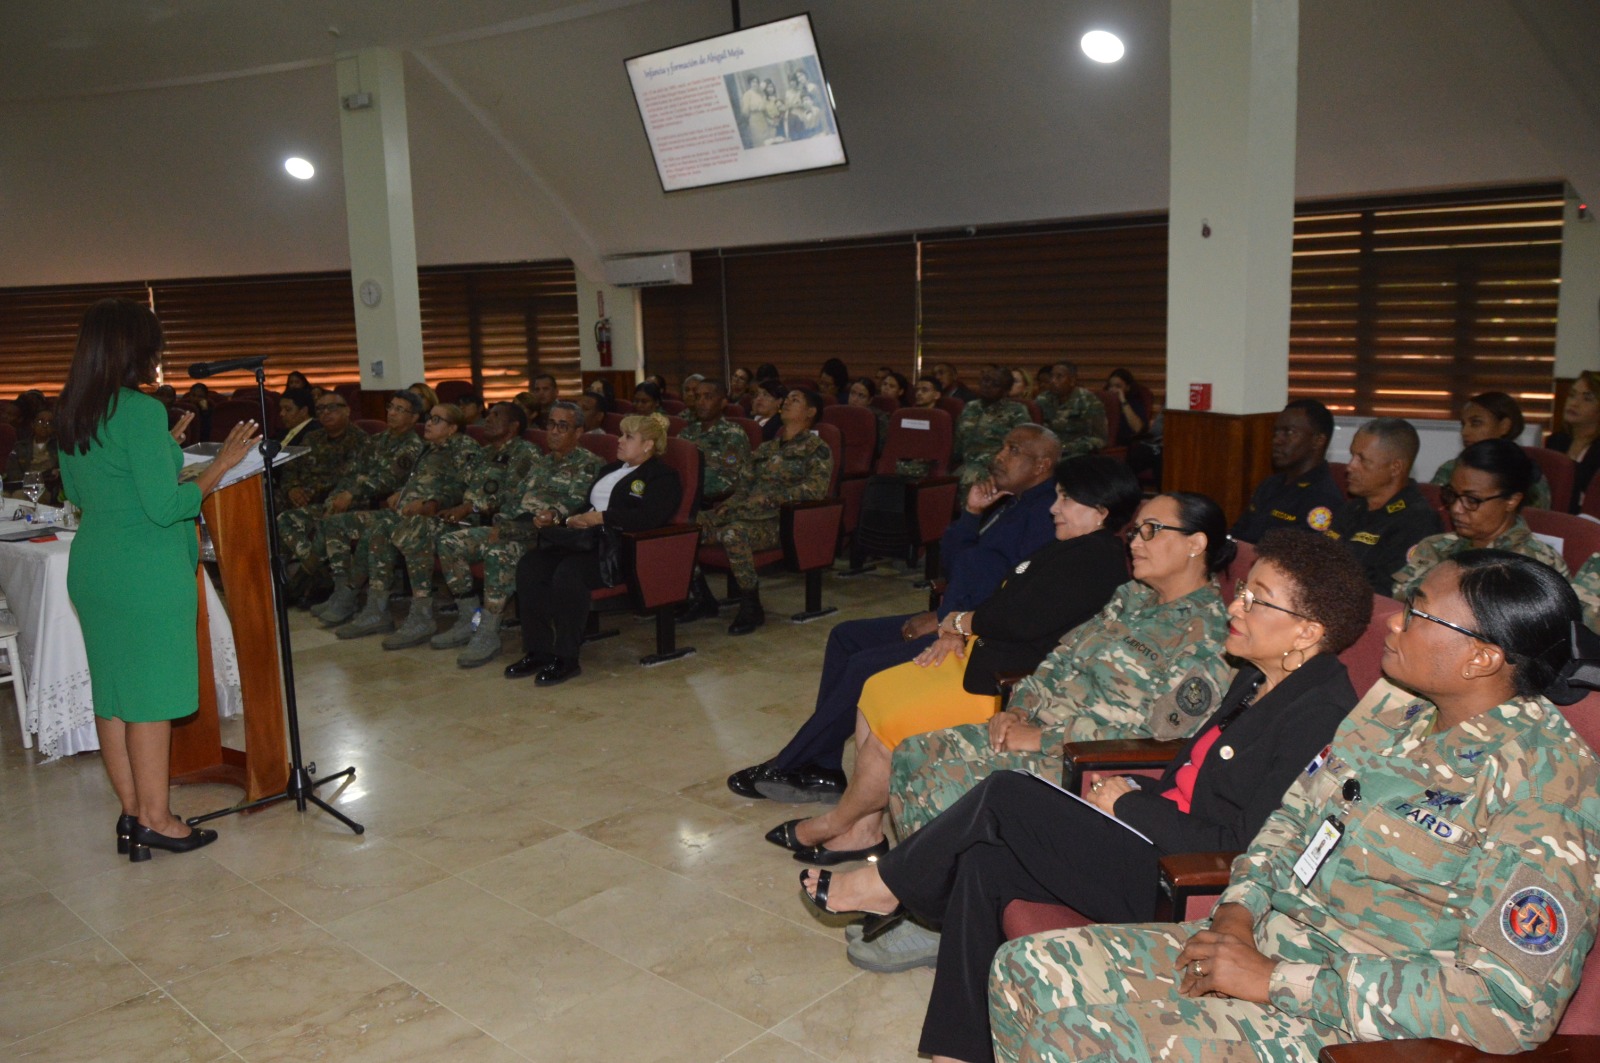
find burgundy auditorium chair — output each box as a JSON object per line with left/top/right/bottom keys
{"left": 820, "top": 404, "right": 878, "bottom": 544}
{"left": 1524, "top": 446, "right": 1578, "bottom": 514}
{"left": 434, "top": 379, "right": 474, "bottom": 404}
{"left": 1522, "top": 507, "right": 1600, "bottom": 574}
{"left": 840, "top": 406, "right": 960, "bottom": 578}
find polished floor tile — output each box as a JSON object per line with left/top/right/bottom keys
{"left": 0, "top": 567, "right": 938, "bottom": 1060}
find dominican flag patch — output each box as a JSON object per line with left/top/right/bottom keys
{"left": 1304, "top": 745, "right": 1331, "bottom": 776}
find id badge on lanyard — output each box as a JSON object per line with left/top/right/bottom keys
{"left": 1293, "top": 779, "right": 1361, "bottom": 886}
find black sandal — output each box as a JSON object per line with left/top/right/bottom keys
{"left": 799, "top": 869, "right": 907, "bottom": 942}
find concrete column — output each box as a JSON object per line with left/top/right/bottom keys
{"left": 1166, "top": 0, "right": 1299, "bottom": 415}
{"left": 1555, "top": 189, "right": 1600, "bottom": 377}
{"left": 576, "top": 272, "right": 643, "bottom": 379}
{"left": 337, "top": 48, "right": 425, "bottom": 389}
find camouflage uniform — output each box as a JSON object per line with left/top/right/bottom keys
{"left": 954, "top": 399, "right": 1032, "bottom": 488}
{"left": 279, "top": 428, "right": 423, "bottom": 580}
{"left": 1573, "top": 553, "right": 1600, "bottom": 633}
{"left": 1391, "top": 516, "right": 1569, "bottom": 598}
{"left": 678, "top": 416, "right": 751, "bottom": 498}
{"left": 440, "top": 445, "right": 602, "bottom": 609}
{"left": 272, "top": 427, "right": 369, "bottom": 569}
{"left": 890, "top": 582, "right": 1232, "bottom": 837}
{"left": 698, "top": 430, "right": 832, "bottom": 590}
{"left": 1046, "top": 386, "right": 1109, "bottom": 459}
{"left": 990, "top": 679, "right": 1600, "bottom": 1061}
{"left": 1035, "top": 391, "right": 1059, "bottom": 425}
{"left": 1432, "top": 457, "right": 1553, "bottom": 511}
{"left": 359, "top": 433, "right": 483, "bottom": 596}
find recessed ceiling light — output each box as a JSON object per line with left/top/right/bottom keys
{"left": 284, "top": 157, "right": 315, "bottom": 180}
{"left": 1081, "top": 30, "right": 1124, "bottom": 64}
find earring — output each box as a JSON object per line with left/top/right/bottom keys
{"left": 1282, "top": 647, "right": 1307, "bottom": 672}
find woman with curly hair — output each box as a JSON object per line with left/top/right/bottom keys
{"left": 799, "top": 529, "right": 1373, "bottom": 1063}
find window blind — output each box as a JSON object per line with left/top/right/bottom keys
{"left": 0, "top": 283, "right": 151, "bottom": 396}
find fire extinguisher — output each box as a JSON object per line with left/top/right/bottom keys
{"left": 594, "top": 317, "right": 612, "bottom": 367}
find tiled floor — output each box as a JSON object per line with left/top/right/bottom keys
{"left": 0, "top": 567, "right": 935, "bottom": 1061}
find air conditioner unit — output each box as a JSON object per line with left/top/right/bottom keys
{"left": 602, "top": 252, "right": 692, "bottom": 288}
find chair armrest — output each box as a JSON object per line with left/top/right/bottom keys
{"left": 1155, "top": 850, "right": 1239, "bottom": 922}
{"left": 622, "top": 524, "right": 699, "bottom": 543}
{"left": 780, "top": 498, "right": 844, "bottom": 571}
{"left": 1318, "top": 1037, "right": 1600, "bottom": 1063}
{"left": 908, "top": 477, "right": 961, "bottom": 545}
{"left": 1061, "top": 739, "right": 1184, "bottom": 793}
{"left": 620, "top": 523, "right": 699, "bottom": 609}
{"left": 994, "top": 671, "right": 1032, "bottom": 709}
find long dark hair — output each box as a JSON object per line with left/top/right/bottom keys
{"left": 1453, "top": 550, "right": 1581, "bottom": 698}
{"left": 57, "top": 298, "right": 163, "bottom": 455}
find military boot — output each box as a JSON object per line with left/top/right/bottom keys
{"left": 728, "top": 586, "right": 765, "bottom": 635}
{"left": 313, "top": 582, "right": 359, "bottom": 626}
{"left": 675, "top": 571, "right": 720, "bottom": 623}
{"left": 430, "top": 595, "right": 479, "bottom": 649}
{"left": 456, "top": 612, "right": 503, "bottom": 668}
{"left": 335, "top": 592, "right": 393, "bottom": 639}
{"left": 382, "top": 598, "right": 436, "bottom": 650}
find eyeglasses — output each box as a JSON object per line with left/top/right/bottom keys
{"left": 426, "top": 415, "right": 451, "bottom": 425}
{"left": 1124, "top": 519, "right": 1194, "bottom": 542}
{"left": 314, "top": 403, "right": 347, "bottom": 413}
{"left": 387, "top": 402, "right": 415, "bottom": 414}
{"left": 1440, "top": 486, "right": 1510, "bottom": 512}
{"left": 547, "top": 420, "right": 578, "bottom": 432}
{"left": 1234, "top": 584, "right": 1312, "bottom": 621}
{"left": 1402, "top": 590, "right": 1489, "bottom": 642}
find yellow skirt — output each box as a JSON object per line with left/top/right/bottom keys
{"left": 859, "top": 637, "right": 1000, "bottom": 749}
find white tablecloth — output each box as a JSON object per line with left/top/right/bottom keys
{"left": 0, "top": 527, "right": 243, "bottom": 759}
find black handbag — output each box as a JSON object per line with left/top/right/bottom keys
{"left": 537, "top": 522, "right": 624, "bottom": 588}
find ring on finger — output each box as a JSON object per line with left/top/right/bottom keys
{"left": 1191, "top": 961, "right": 1204, "bottom": 976}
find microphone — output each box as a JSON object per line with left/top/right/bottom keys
{"left": 187, "top": 355, "right": 268, "bottom": 379}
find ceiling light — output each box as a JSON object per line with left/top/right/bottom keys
{"left": 284, "top": 157, "right": 315, "bottom": 180}
{"left": 1081, "top": 30, "right": 1124, "bottom": 64}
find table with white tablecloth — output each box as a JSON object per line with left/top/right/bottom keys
{"left": 0, "top": 525, "right": 243, "bottom": 758}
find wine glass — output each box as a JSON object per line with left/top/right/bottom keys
{"left": 22, "top": 471, "right": 42, "bottom": 509}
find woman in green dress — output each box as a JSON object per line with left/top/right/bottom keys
{"left": 56, "top": 299, "right": 259, "bottom": 862}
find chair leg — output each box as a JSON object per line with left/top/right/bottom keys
{"left": 4, "top": 635, "right": 28, "bottom": 750}
{"left": 582, "top": 608, "right": 620, "bottom": 643}
{"left": 789, "top": 570, "right": 838, "bottom": 624}
{"left": 639, "top": 607, "right": 696, "bottom": 667}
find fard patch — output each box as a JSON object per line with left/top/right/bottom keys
{"left": 1501, "top": 888, "right": 1567, "bottom": 956}
{"left": 1307, "top": 506, "right": 1333, "bottom": 532}
{"left": 1176, "top": 675, "right": 1213, "bottom": 717}
{"left": 630, "top": 480, "right": 646, "bottom": 496}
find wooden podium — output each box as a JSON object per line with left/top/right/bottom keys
{"left": 169, "top": 470, "right": 290, "bottom": 802}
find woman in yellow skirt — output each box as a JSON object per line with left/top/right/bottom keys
{"left": 767, "top": 456, "right": 1141, "bottom": 863}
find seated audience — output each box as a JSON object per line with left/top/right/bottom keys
{"left": 1007, "top": 367, "right": 1030, "bottom": 401}
{"left": 585, "top": 377, "right": 617, "bottom": 413}
{"left": 298, "top": 392, "right": 427, "bottom": 625}
{"left": 406, "top": 381, "right": 439, "bottom": 410}
{"left": 632, "top": 380, "right": 664, "bottom": 418}
{"left": 953, "top": 365, "right": 1031, "bottom": 488}
{"left": 576, "top": 392, "right": 608, "bottom": 434}
{"left": 6, "top": 405, "right": 61, "bottom": 504}
{"left": 678, "top": 378, "right": 751, "bottom": 503}
{"left": 727, "top": 365, "right": 755, "bottom": 409}
{"left": 331, "top": 404, "right": 483, "bottom": 640}
{"left": 285, "top": 370, "right": 311, "bottom": 391}
{"left": 846, "top": 375, "right": 890, "bottom": 455}
{"left": 1432, "top": 391, "right": 1551, "bottom": 509}
{"left": 182, "top": 382, "right": 213, "bottom": 438}
{"left": 1038, "top": 361, "right": 1108, "bottom": 458}
{"left": 279, "top": 391, "right": 369, "bottom": 603}
{"left": 878, "top": 370, "right": 910, "bottom": 406}
{"left": 911, "top": 374, "right": 943, "bottom": 409}
{"left": 505, "top": 414, "right": 681, "bottom": 686}
{"left": 527, "top": 373, "right": 559, "bottom": 428}
{"left": 888, "top": 492, "right": 1236, "bottom": 840}
{"left": 1230, "top": 398, "right": 1343, "bottom": 542}
{"left": 749, "top": 378, "right": 788, "bottom": 440}
{"left": 376, "top": 401, "right": 538, "bottom": 660}
{"left": 1546, "top": 369, "right": 1600, "bottom": 511}
{"left": 1324, "top": 417, "right": 1441, "bottom": 595}
{"left": 932, "top": 362, "right": 977, "bottom": 403}
{"left": 152, "top": 384, "right": 177, "bottom": 408}
{"left": 754, "top": 362, "right": 782, "bottom": 385}
{"left": 727, "top": 425, "right": 1062, "bottom": 803}
{"left": 768, "top": 456, "right": 1138, "bottom": 865}
{"left": 274, "top": 387, "right": 319, "bottom": 446}
{"left": 817, "top": 358, "right": 850, "bottom": 402}
{"left": 686, "top": 389, "right": 833, "bottom": 635}
{"left": 1105, "top": 367, "right": 1148, "bottom": 443}
{"left": 1393, "top": 437, "right": 1568, "bottom": 596}
{"left": 988, "top": 552, "right": 1599, "bottom": 1062}
{"left": 803, "top": 531, "right": 1370, "bottom": 1063}
{"left": 456, "top": 391, "right": 485, "bottom": 426}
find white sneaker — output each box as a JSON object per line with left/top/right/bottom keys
{"left": 844, "top": 918, "right": 940, "bottom": 973}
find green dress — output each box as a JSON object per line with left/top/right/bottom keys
{"left": 58, "top": 388, "right": 202, "bottom": 722}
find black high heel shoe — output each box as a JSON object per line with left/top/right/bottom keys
{"left": 128, "top": 821, "right": 218, "bottom": 863}
{"left": 799, "top": 869, "right": 906, "bottom": 942}
{"left": 116, "top": 814, "right": 136, "bottom": 855}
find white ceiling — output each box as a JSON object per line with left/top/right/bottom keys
{"left": 2, "top": 0, "right": 1597, "bottom": 288}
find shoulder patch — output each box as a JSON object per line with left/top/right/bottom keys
{"left": 1304, "top": 744, "right": 1331, "bottom": 776}
{"left": 1502, "top": 887, "right": 1567, "bottom": 956}
{"left": 1176, "top": 675, "right": 1214, "bottom": 717}
{"left": 1307, "top": 506, "right": 1332, "bottom": 531}
{"left": 1470, "top": 863, "right": 1577, "bottom": 983}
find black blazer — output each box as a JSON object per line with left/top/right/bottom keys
{"left": 1114, "top": 653, "right": 1357, "bottom": 855}
{"left": 583, "top": 456, "right": 681, "bottom": 532}
{"left": 1545, "top": 431, "right": 1600, "bottom": 512}
{"left": 963, "top": 529, "right": 1129, "bottom": 695}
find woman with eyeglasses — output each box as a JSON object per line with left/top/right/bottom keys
{"left": 990, "top": 551, "right": 1599, "bottom": 1061}
{"left": 768, "top": 457, "right": 1140, "bottom": 864}
{"left": 888, "top": 492, "right": 1237, "bottom": 842}
{"left": 1394, "top": 438, "right": 1567, "bottom": 598}
{"left": 799, "top": 531, "right": 1370, "bottom": 1063}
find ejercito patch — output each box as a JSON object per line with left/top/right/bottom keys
{"left": 1176, "top": 675, "right": 1213, "bottom": 716}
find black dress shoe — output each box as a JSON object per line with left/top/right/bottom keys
{"left": 765, "top": 818, "right": 812, "bottom": 853}
{"left": 728, "top": 588, "right": 764, "bottom": 635}
{"left": 792, "top": 835, "right": 890, "bottom": 867}
{"left": 116, "top": 813, "right": 136, "bottom": 855}
{"left": 727, "top": 763, "right": 780, "bottom": 799}
{"left": 128, "top": 822, "right": 218, "bottom": 862}
{"left": 505, "top": 652, "right": 556, "bottom": 679}
{"left": 534, "top": 658, "right": 582, "bottom": 686}
{"left": 753, "top": 765, "right": 848, "bottom": 805}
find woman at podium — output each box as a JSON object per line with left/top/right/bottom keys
{"left": 57, "top": 299, "right": 260, "bottom": 862}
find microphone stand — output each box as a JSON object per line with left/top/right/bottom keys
{"left": 187, "top": 365, "right": 364, "bottom": 835}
